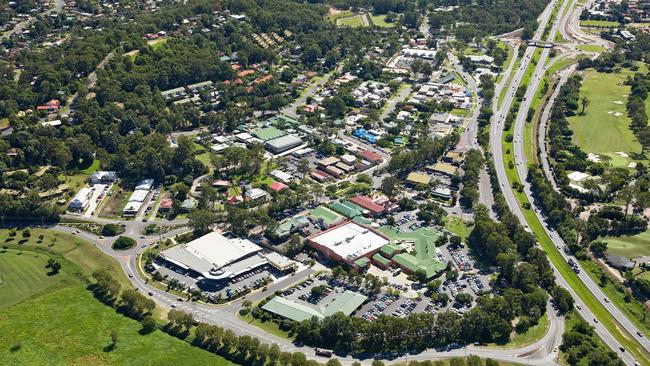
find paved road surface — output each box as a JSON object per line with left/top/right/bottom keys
{"left": 53, "top": 223, "right": 566, "bottom": 365}
{"left": 491, "top": 0, "right": 648, "bottom": 363}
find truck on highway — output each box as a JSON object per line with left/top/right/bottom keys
{"left": 315, "top": 348, "right": 333, "bottom": 357}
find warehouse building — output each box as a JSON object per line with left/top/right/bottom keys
{"left": 265, "top": 135, "right": 304, "bottom": 154}
{"left": 262, "top": 290, "right": 367, "bottom": 322}
{"left": 159, "top": 231, "right": 294, "bottom": 282}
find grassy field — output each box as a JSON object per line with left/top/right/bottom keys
{"left": 0, "top": 229, "right": 132, "bottom": 290}
{"left": 604, "top": 229, "right": 650, "bottom": 259}
{"left": 338, "top": 15, "right": 364, "bottom": 27}
{"left": 568, "top": 68, "right": 642, "bottom": 166}
{"left": 369, "top": 14, "right": 395, "bottom": 27}
{"left": 238, "top": 311, "right": 295, "bottom": 340}
{"left": 326, "top": 9, "right": 353, "bottom": 22}
{"left": 0, "top": 228, "right": 236, "bottom": 365}
{"left": 580, "top": 19, "right": 619, "bottom": 27}
{"left": 490, "top": 313, "right": 549, "bottom": 349}
{"left": 0, "top": 249, "right": 71, "bottom": 309}
{"left": 193, "top": 142, "right": 213, "bottom": 171}
{"left": 444, "top": 217, "right": 474, "bottom": 241}
{"left": 577, "top": 44, "right": 607, "bottom": 53}
{"left": 148, "top": 37, "right": 167, "bottom": 50}
{"left": 0, "top": 284, "right": 233, "bottom": 366}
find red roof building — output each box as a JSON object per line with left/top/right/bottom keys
{"left": 269, "top": 181, "right": 288, "bottom": 192}
{"left": 159, "top": 198, "right": 173, "bottom": 210}
{"left": 36, "top": 99, "right": 61, "bottom": 112}
{"left": 212, "top": 180, "right": 232, "bottom": 190}
{"left": 349, "top": 195, "right": 385, "bottom": 216}
{"left": 358, "top": 150, "right": 383, "bottom": 165}
{"left": 310, "top": 170, "right": 330, "bottom": 182}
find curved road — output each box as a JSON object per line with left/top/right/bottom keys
{"left": 492, "top": 0, "right": 649, "bottom": 363}
{"left": 52, "top": 222, "right": 566, "bottom": 365}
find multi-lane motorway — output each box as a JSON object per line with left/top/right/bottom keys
{"left": 491, "top": 0, "right": 649, "bottom": 363}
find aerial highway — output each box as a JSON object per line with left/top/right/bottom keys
{"left": 492, "top": 0, "right": 649, "bottom": 363}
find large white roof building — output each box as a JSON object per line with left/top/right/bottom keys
{"left": 160, "top": 232, "right": 268, "bottom": 280}
{"left": 308, "top": 222, "right": 389, "bottom": 263}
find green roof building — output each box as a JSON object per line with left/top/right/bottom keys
{"left": 354, "top": 257, "right": 370, "bottom": 270}
{"left": 378, "top": 226, "right": 446, "bottom": 279}
{"left": 372, "top": 253, "right": 392, "bottom": 268}
{"left": 309, "top": 206, "right": 345, "bottom": 228}
{"left": 380, "top": 243, "right": 403, "bottom": 258}
{"left": 329, "top": 200, "right": 364, "bottom": 218}
{"left": 352, "top": 215, "right": 373, "bottom": 226}
{"left": 252, "top": 126, "right": 286, "bottom": 141}
{"left": 406, "top": 172, "right": 432, "bottom": 186}
{"left": 261, "top": 296, "right": 323, "bottom": 322}
{"left": 262, "top": 291, "right": 367, "bottom": 322}
{"left": 275, "top": 216, "right": 310, "bottom": 238}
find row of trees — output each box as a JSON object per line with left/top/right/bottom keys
{"left": 459, "top": 149, "right": 485, "bottom": 209}
{"left": 388, "top": 134, "right": 459, "bottom": 175}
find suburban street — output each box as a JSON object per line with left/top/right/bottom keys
{"left": 0, "top": 0, "right": 66, "bottom": 41}
{"left": 491, "top": 0, "right": 649, "bottom": 363}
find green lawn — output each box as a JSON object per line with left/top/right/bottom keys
{"left": 148, "top": 37, "right": 167, "bottom": 50}
{"left": 577, "top": 44, "right": 607, "bottom": 53}
{"left": 326, "top": 9, "right": 353, "bottom": 22}
{"left": 338, "top": 15, "right": 364, "bottom": 27}
{"left": 0, "top": 228, "right": 132, "bottom": 291}
{"left": 238, "top": 311, "right": 295, "bottom": 340}
{"left": 0, "top": 249, "right": 71, "bottom": 309}
{"left": 490, "top": 312, "right": 549, "bottom": 349}
{"left": 580, "top": 19, "right": 619, "bottom": 27}
{"left": 0, "top": 284, "right": 233, "bottom": 366}
{"left": 0, "top": 227, "right": 236, "bottom": 365}
{"left": 568, "top": 68, "right": 642, "bottom": 165}
{"left": 369, "top": 14, "right": 395, "bottom": 27}
{"left": 81, "top": 159, "right": 101, "bottom": 174}
{"left": 444, "top": 217, "right": 474, "bottom": 241}
{"left": 604, "top": 229, "right": 650, "bottom": 259}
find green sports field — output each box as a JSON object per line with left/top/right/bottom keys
{"left": 604, "top": 230, "right": 650, "bottom": 259}
{"left": 0, "top": 229, "right": 236, "bottom": 366}
{"left": 369, "top": 14, "right": 395, "bottom": 27}
{"left": 338, "top": 15, "right": 364, "bottom": 27}
{"left": 568, "top": 68, "right": 642, "bottom": 167}
{"left": 0, "top": 249, "right": 71, "bottom": 309}
{"left": 0, "top": 284, "right": 233, "bottom": 366}
{"left": 580, "top": 19, "right": 619, "bottom": 27}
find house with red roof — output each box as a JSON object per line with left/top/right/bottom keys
{"left": 36, "top": 99, "right": 61, "bottom": 112}
{"left": 349, "top": 195, "right": 385, "bottom": 216}
{"left": 269, "top": 181, "right": 288, "bottom": 192}
{"left": 357, "top": 150, "right": 383, "bottom": 165}
{"left": 158, "top": 198, "right": 174, "bottom": 212}
{"left": 311, "top": 170, "right": 330, "bottom": 182}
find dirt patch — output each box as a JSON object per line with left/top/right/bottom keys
{"left": 328, "top": 7, "right": 343, "bottom": 15}
{"left": 98, "top": 187, "right": 130, "bottom": 218}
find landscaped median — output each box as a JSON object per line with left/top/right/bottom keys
{"left": 501, "top": 94, "right": 650, "bottom": 365}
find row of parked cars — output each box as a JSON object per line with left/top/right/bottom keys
{"left": 391, "top": 298, "right": 420, "bottom": 318}
{"left": 361, "top": 293, "right": 399, "bottom": 321}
